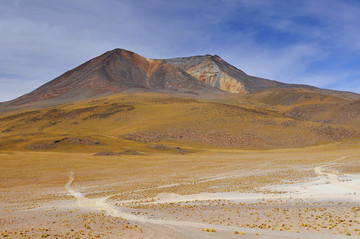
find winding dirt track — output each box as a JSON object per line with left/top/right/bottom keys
{"left": 314, "top": 156, "right": 360, "bottom": 192}
{"left": 64, "top": 164, "right": 355, "bottom": 239}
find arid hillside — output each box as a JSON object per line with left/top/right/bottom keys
{"left": 0, "top": 49, "right": 219, "bottom": 110}
{"left": 0, "top": 92, "right": 359, "bottom": 152}
{"left": 163, "top": 54, "right": 360, "bottom": 100}
{"left": 246, "top": 89, "right": 360, "bottom": 127}
{"left": 1, "top": 48, "right": 358, "bottom": 112}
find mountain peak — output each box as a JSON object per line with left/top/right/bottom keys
{"left": 211, "top": 54, "right": 221, "bottom": 59}
{"left": 2, "top": 48, "right": 219, "bottom": 108}
{"left": 109, "top": 48, "right": 134, "bottom": 54}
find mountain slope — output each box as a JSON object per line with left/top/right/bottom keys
{"left": 0, "top": 49, "right": 219, "bottom": 109}
{"left": 242, "top": 88, "right": 360, "bottom": 128}
{"left": 164, "top": 54, "right": 299, "bottom": 93}
{"left": 163, "top": 55, "right": 360, "bottom": 99}
{"left": 1, "top": 48, "right": 359, "bottom": 112}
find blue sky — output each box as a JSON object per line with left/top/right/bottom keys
{"left": 1, "top": 0, "right": 360, "bottom": 101}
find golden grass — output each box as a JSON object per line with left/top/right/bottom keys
{"left": 1, "top": 92, "right": 358, "bottom": 153}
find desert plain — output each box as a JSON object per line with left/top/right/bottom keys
{"left": 1, "top": 141, "right": 360, "bottom": 238}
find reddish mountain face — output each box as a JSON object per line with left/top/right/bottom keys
{"left": 2, "top": 49, "right": 218, "bottom": 108}
{"left": 1, "top": 48, "right": 359, "bottom": 110}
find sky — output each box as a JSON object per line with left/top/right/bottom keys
{"left": 1, "top": 0, "right": 360, "bottom": 101}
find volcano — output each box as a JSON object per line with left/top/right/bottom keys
{"left": 1, "top": 48, "right": 359, "bottom": 110}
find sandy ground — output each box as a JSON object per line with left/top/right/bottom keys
{"left": 0, "top": 149, "right": 360, "bottom": 238}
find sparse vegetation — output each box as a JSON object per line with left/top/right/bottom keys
{"left": 1, "top": 93, "right": 360, "bottom": 238}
